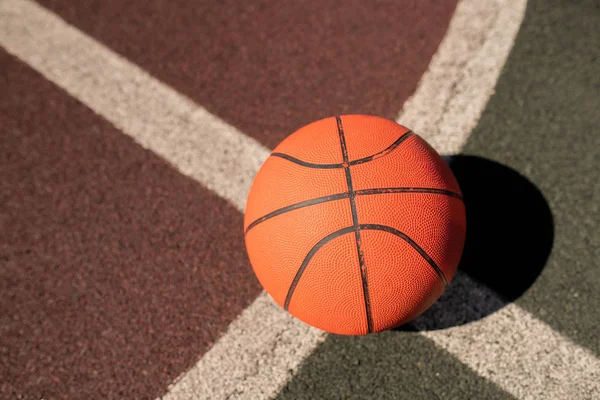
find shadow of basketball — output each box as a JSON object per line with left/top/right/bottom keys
{"left": 396, "top": 155, "right": 554, "bottom": 331}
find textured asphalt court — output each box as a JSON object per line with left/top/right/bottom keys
{"left": 1, "top": 1, "right": 456, "bottom": 397}
{"left": 1, "top": 0, "right": 599, "bottom": 399}
{"left": 36, "top": 0, "right": 458, "bottom": 149}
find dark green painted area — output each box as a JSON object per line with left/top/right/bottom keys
{"left": 276, "top": 331, "right": 514, "bottom": 400}
{"left": 461, "top": 0, "right": 600, "bottom": 355}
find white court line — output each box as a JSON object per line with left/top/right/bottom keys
{"left": 1, "top": 1, "right": 598, "bottom": 399}
{"left": 397, "top": 0, "right": 523, "bottom": 155}
{"left": 0, "top": 0, "right": 269, "bottom": 213}
{"left": 419, "top": 276, "right": 600, "bottom": 400}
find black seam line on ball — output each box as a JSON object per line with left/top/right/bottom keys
{"left": 282, "top": 224, "right": 448, "bottom": 317}
{"left": 244, "top": 193, "right": 349, "bottom": 234}
{"left": 336, "top": 116, "right": 374, "bottom": 334}
{"left": 269, "top": 131, "right": 414, "bottom": 169}
{"left": 349, "top": 131, "right": 414, "bottom": 166}
{"left": 356, "top": 187, "right": 463, "bottom": 201}
{"left": 245, "top": 187, "right": 463, "bottom": 234}
{"left": 284, "top": 226, "right": 356, "bottom": 311}
{"left": 270, "top": 153, "right": 344, "bottom": 169}
{"left": 360, "top": 224, "right": 449, "bottom": 287}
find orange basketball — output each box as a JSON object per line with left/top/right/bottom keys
{"left": 244, "top": 115, "right": 466, "bottom": 335}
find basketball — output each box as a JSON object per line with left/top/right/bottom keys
{"left": 244, "top": 115, "right": 466, "bottom": 335}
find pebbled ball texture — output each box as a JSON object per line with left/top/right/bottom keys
{"left": 244, "top": 115, "right": 466, "bottom": 335}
